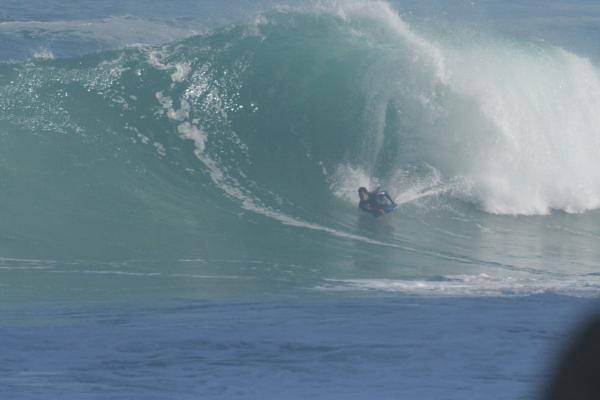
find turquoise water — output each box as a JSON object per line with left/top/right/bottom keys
{"left": 1, "top": 1, "right": 600, "bottom": 398}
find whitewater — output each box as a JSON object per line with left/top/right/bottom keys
{"left": 1, "top": 0, "right": 600, "bottom": 398}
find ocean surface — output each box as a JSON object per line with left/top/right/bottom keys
{"left": 2, "top": 0, "right": 600, "bottom": 398}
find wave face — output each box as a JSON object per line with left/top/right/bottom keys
{"left": 2, "top": 1, "right": 600, "bottom": 298}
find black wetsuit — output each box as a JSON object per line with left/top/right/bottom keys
{"left": 359, "top": 191, "right": 395, "bottom": 216}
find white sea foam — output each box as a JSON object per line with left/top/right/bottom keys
{"left": 32, "top": 48, "right": 55, "bottom": 60}
{"left": 446, "top": 43, "right": 600, "bottom": 215}
{"left": 316, "top": 274, "right": 600, "bottom": 298}
{"left": 153, "top": 142, "right": 167, "bottom": 157}
{"left": 330, "top": 164, "right": 381, "bottom": 204}
{"left": 171, "top": 62, "right": 191, "bottom": 82}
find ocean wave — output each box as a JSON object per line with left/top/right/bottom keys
{"left": 2, "top": 1, "right": 600, "bottom": 262}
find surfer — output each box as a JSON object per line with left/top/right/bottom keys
{"left": 358, "top": 187, "right": 396, "bottom": 217}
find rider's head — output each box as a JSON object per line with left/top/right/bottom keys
{"left": 358, "top": 187, "right": 368, "bottom": 201}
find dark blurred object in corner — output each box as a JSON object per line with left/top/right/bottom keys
{"left": 543, "top": 315, "right": 600, "bottom": 400}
